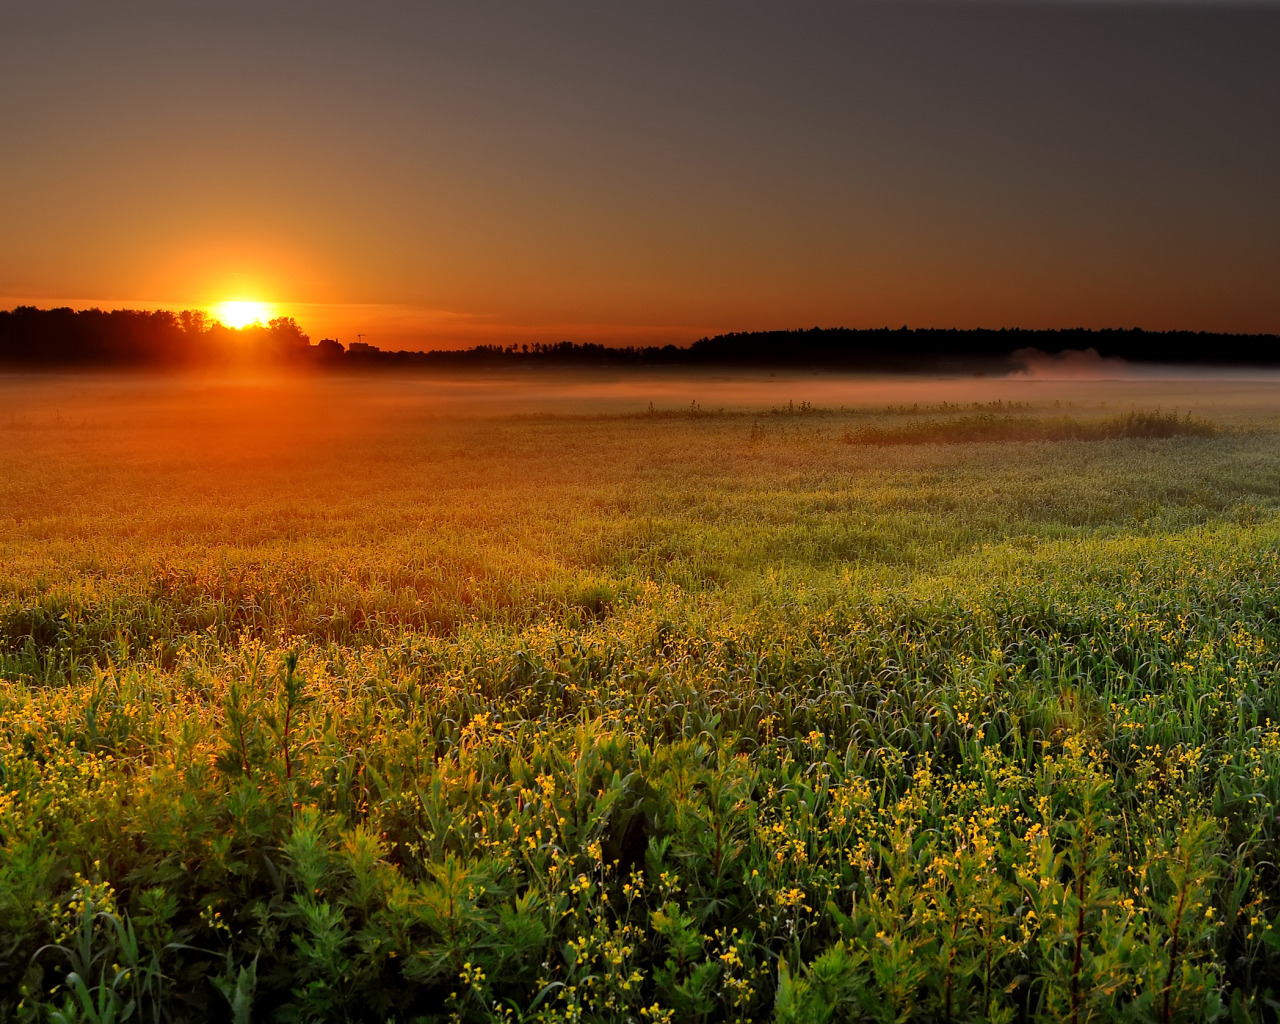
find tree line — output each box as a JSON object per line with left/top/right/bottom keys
{"left": 1, "top": 307, "right": 1277, "bottom": 370}
{"left": 0, "top": 307, "right": 310, "bottom": 367}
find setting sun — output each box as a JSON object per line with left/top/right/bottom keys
{"left": 213, "top": 300, "right": 274, "bottom": 329}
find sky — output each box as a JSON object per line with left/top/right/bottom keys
{"left": 2, "top": 1, "right": 1278, "bottom": 349}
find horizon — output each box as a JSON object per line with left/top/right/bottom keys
{"left": 3, "top": 303, "right": 1279, "bottom": 359}
{"left": 4, "top": 1, "right": 1278, "bottom": 348}
{"left": 7, "top": 304, "right": 1280, "bottom": 383}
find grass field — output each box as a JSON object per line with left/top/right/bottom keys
{"left": 5, "top": 370, "right": 1280, "bottom": 1022}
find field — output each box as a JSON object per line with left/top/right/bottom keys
{"left": 4, "top": 369, "right": 1280, "bottom": 1023}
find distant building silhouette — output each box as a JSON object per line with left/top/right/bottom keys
{"left": 314, "top": 338, "right": 345, "bottom": 361}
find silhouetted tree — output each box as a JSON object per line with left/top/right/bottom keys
{"left": 179, "top": 309, "right": 210, "bottom": 336}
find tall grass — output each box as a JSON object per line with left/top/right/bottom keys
{"left": 840, "top": 409, "right": 1217, "bottom": 446}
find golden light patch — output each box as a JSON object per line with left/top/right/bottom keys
{"left": 213, "top": 300, "right": 274, "bottom": 329}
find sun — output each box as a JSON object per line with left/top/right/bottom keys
{"left": 213, "top": 300, "right": 274, "bottom": 329}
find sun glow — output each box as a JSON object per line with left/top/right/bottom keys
{"left": 213, "top": 300, "right": 274, "bottom": 329}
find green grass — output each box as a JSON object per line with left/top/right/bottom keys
{"left": 839, "top": 409, "right": 1218, "bottom": 445}
{"left": 4, "top": 375, "right": 1280, "bottom": 1022}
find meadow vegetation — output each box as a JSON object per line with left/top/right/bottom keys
{"left": 4, "top": 373, "right": 1280, "bottom": 1022}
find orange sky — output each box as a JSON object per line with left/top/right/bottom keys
{"left": 2, "top": 3, "right": 1277, "bottom": 350}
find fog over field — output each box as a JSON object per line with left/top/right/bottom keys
{"left": 7, "top": 365, "right": 1280, "bottom": 430}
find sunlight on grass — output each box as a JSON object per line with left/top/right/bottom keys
{"left": 2, "top": 376, "right": 1280, "bottom": 1020}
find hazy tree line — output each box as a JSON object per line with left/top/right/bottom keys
{"left": 686, "top": 325, "right": 1280, "bottom": 367}
{"left": 0, "top": 307, "right": 311, "bottom": 367}
{"left": 1, "top": 307, "right": 1277, "bottom": 370}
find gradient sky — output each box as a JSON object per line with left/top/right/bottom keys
{"left": 3, "top": 1, "right": 1278, "bottom": 349}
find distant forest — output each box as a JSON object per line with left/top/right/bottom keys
{"left": 1, "top": 306, "right": 1278, "bottom": 371}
